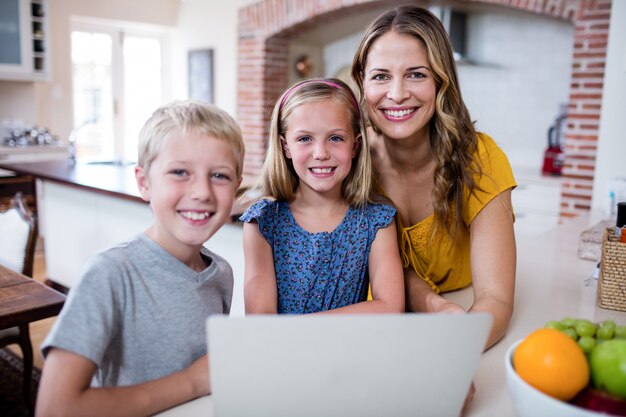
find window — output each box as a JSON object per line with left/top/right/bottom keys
{"left": 70, "top": 18, "right": 171, "bottom": 163}
{"left": 429, "top": 6, "right": 468, "bottom": 62}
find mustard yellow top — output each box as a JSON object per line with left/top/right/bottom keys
{"left": 398, "top": 133, "right": 516, "bottom": 294}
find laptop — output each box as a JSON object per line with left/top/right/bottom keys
{"left": 207, "top": 313, "right": 492, "bottom": 417}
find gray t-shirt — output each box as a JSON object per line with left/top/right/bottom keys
{"left": 42, "top": 233, "right": 233, "bottom": 387}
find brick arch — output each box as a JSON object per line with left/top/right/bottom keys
{"left": 238, "top": 0, "right": 612, "bottom": 216}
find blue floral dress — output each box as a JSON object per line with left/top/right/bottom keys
{"left": 240, "top": 199, "right": 396, "bottom": 314}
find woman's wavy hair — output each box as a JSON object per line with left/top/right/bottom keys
{"left": 351, "top": 6, "right": 481, "bottom": 235}
{"left": 247, "top": 78, "right": 379, "bottom": 208}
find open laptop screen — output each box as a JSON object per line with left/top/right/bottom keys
{"left": 207, "top": 313, "right": 491, "bottom": 417}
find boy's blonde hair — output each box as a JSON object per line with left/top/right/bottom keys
{"left": 254, "top": 78, "right": 376, "bottom": 208}
{"left": 138, "top": 100, "right": 245, "bottom": 177}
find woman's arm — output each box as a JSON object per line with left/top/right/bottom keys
{"left": 404, "top": 189, "right": 516, "bottom": 349}
{"left": 317, "top": 220, "right": 405, "bottom": 314}
{"left": 36, "top": 348, "right": 209, "bottom": 417}
{"left": 242, "top": 222, "right": 278, "bottom": 314}
{"left": 467, "top": 188, "right": 516, "bottom": 349}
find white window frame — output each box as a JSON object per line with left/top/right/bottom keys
{"left": 70, "top": 16, "right": 173, "bottom": 161}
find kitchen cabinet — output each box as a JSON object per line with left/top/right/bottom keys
{"left": 0, "top": 0, "right": 49, "bottom": 81}
{"left": 512, "top": 167, "right": 563, "bottom": 237}
{"left": 0, "top": 160, "right": 152, "bottom": 288}
{"left": 43, "top": 181, "right": 152, "bottom": 288}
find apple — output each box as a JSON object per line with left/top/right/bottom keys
{"left": 590, "top": 339, "right": 626, "bottom": 399}
{"left": 571, "top": 386, "right": 626, "bottom": 416}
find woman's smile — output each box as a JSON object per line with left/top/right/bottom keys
{"left": 363, "top": 30, "right": 436, "bottom": 143}
{"left": 381, "top": 106, "right": 418, "bottom": 121}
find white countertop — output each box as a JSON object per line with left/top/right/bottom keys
{"left": 511, "top": 165, "right": 564, "bottom": 187}
{"left": 156, "top": 212, "right": 626, "bottom": 417}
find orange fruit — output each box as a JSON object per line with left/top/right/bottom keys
{"left": 513, "top": 328, "right": 590, "bottom": 401}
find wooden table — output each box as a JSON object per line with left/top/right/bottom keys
{"left": 0, "top": 265, "right": 66, "bottom": 329}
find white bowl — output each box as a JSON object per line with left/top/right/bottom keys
{"left": 505, "top": 339, "right": 601, "bottom": 417}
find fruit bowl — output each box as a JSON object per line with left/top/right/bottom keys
{"left": 505, "top": 340, "right": 602, "bottom": 417}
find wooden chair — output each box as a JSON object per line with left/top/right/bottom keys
{"left": 0, "top": 192, "right": 38, "bottom": 415}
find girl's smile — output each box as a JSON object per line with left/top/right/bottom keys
{"left": 282, "top": 98, "right": 358, "bottom": 199}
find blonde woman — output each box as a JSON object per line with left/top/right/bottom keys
{"left": 352, "top": 6, "right": 516, "bottom": 349}
{"left": 241, "top": 78, "right": 404, "bottom": 314}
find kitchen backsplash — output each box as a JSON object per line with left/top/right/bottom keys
{"left": 1, "top": 118, "right": 60, "bottom": 147}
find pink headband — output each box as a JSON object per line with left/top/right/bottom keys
{"left": 279, "top": 79, "right": 360, "bottom": 116}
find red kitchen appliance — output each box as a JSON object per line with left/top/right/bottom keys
{"left": 542, "top": 108, "right": 567, "bottom": 176}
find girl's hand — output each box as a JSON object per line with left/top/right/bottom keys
{"left": 435, "top": 300, "right": 466, "bottom": 314}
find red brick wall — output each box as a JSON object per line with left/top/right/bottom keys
{"left": 561, "top": 0, "right": 611, "bottom": 216}
{"left": 238, "top": 0, "right": 612, "bottom": 216}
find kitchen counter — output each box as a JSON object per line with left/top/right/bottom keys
{"left": 0, "top": 159, "right": 143, "bottom": 203}
{"left": 0, "top": 159, "right": 249, "bottom": 289}
{"left": 155, "top": 212, "right": 626, "bottom": 417}
{"left": 0, "top": 159, "right": 150, "bottom": 288}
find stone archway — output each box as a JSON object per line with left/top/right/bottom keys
{"left": 237, "top": 0, "right": 612, "bottom": 217}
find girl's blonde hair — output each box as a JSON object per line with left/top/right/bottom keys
{"left": 351, "top": 6, "right": 481, "bottom": 235}
{"left": 252, "top": 78, "right": 377, "bottom": 208}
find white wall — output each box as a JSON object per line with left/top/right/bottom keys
{"left": 324, "top": 32, "right": 362, "bottom": 86}
{"left": 174, "top": 0, "right": 257, "bottom": 118}
{"left": 591, "top": 0, "right": 626, "bottom": 213}
{"left": 319, "top": 8, "right": 573, "bottom": 175}
{"left": 460, "top": 11, "right": 573, "bottom": 172}
{"left": 0, "top": 81, "right": 36, "bottom": 124}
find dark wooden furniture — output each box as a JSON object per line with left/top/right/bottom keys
{"left": 0, "top": 175, "right": 37, "bottom": 213}
{"left": 0, "top": 193, "right": 61, "bottom": 415}
{"left": 0, "top": 264, "right": 66, "bottom": 414}
{"left": 0, "top": 266, "right": 66, "bottom": 327}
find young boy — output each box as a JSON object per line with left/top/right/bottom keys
{"left": 36, "top": 100, "right": 245, "bottom": 417}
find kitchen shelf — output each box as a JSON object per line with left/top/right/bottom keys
{"left": 29, "top": 0, "right": 48, "bottom": 77}
{"left": 0, "top": 0, "right": 49, "bottom": 81}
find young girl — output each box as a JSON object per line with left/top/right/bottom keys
{"left": 240, "top": 78, "right": 404, "bottom": 314}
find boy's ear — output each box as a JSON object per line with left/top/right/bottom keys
{"left": 281, "top": 136, "right": 292, "bottom": 159}
{"left": 352, "top": 134, "right": 362, "bottom": 158}
{"left": 135, "top": 166, "right": 151, "bottom": 202}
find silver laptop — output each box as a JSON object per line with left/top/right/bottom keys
{"left": 207, "top": 313, "right": 492, "bottom": 417}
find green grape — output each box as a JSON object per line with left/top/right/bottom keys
{"left": 615, "top": 325, "right": 626, "bottom": 339}
{"left": 561, "top": 317, "right": 577, "bottom": 328}
{"left": 545, "top": 320, "right": 565, "bottom": 331}
{"left": 597, "top": 325, "right": 615, "bottom": 340}
{"left": 602, "top": 320, "right": 617, "bottom": 330}
{"left": 563, "top": 328, "right": 579, "bottom": 341}
{"left": 578, "top": 336, "right": 597, "bottom": 354}
{"left": 576, "top": 320, "right": 596, "bottom": 338}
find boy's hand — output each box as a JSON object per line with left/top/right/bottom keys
{"left": 185, "top": 354, "right": 211, "bottom": 397}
